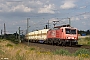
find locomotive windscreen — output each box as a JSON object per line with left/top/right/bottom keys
{"left": 65, "top": 28, "right": 76, "bottom": 34}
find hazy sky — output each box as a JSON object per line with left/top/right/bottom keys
{"left": 0, "top": 0, "right": 90, "bottom": 34}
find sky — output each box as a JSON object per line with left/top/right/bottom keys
{"left": 0, "top": 0, "right": 90, "bottom": 34}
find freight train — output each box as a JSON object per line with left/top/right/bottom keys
{"left": 25, "top": 24, "right": 78, "bottom": 46}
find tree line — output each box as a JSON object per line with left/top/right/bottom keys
{"left": 78, "top": 29, "right": 90, "bottom": 36}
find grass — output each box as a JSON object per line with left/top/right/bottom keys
{"left": 29, "top": 47, "right": 36, "bottom": 51}
{"left": 78, "top": 37, "right": 90, "bottom": 45}
{"left": 53, "top": 49, "right": 70, "bottom": 56}
{"left": 87, "top": 41, "right": 90, "bottom": 45}
{"left": 74, "top": 49, "right": 90, "bottom": 60}
{"left": 74, "top": 49, "right": 90, "bottom": 58}
{"left": 6, "top": 43, "right": 13, "bottom": 47}
{"left": 0, "top": 50, "right": 4, "bottom": 55}
{"left": 0, "top": 39, "right": 90, "bottom": 60}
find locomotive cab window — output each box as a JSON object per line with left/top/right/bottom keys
{"left": 66, "top": 29, "right": 70, "bottom": 34}
{"left": 65, "top": 28, "right": 76, "bottom": 34}
{"left": 71, "top": 29, "right": 76, "bottom": 34}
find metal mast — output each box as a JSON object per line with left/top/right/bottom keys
{"left": 47, "top": 20, "right": 49, "bottom": 29}
{"left": 4, "top": 23, "right": 6, "bottom": 35}
{"left": 68, "top": 18, "right": 71, "bottom": 26}
{"left": 27, "top": 18, "right": 30, "bottom": 34}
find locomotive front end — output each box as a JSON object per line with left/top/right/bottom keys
{"left": 64, "top": 27, "right": 78, "bottom": 45}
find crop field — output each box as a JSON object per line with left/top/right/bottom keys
{"left": 0, "top": 39, "right": 90, "bottom": 60}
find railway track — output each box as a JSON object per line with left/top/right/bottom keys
{"left": 22, "top": 41, "right": 90, "bottom": 53}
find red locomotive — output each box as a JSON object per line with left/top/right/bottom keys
{"left": 47, "top": 24, "right": 78, "bottom": 46}
{"left": 25, "top": 24, "right": 78, "bottom": 46}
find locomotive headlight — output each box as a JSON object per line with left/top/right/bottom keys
{"left": 72, "top": 37, "right": 74, "bottom": 39}
{"left": 67, "top": 37, "right": 75, "bottom": 39}
{"left": 67, "top": 37, "right": 70, "bottom": 39}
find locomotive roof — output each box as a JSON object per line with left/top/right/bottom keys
{"left": 54, "top": 24, "right": 70, "bottom": 28}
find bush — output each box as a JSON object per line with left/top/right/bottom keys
{"left": 53, "top": 49, "right": 70, "bottom": 56}
{"left": 74, "top": 48, "right": 90, "bottom": 58}
{"left": 5, "top": 34, "right": 19, "bottom": 44}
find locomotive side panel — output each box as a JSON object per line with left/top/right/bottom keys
{"left": 56, "top": 28, "right": 64, "bottom": 39}
{"left": 47, "top": 30, "right": 56, "bottom": 38}
{"left": 47, "top": 28, "right": 64, "bottom": 39}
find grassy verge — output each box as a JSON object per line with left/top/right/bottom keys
{"left": 0, "top": 39, "right": 90, "bottom": 60}
{"left": 53, "top": 49, "right": 70, "bottom": 56}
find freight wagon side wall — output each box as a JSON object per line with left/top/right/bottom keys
{"left": 38, "top": 29, "right": 49, "bottom": 40}
{"left": 25, "top": 29, "right": 49, "bottom": 41}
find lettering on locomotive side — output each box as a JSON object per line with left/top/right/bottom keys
{"left": 51, "top": 30, "right": 56, "bottom": 37}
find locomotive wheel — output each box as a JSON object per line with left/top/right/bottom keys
{"left": 61, "top": 41, "right": 67, "bottom": 47}
{"left": 61, "top": 42, "right": 64, "bottom": 47}
{"left": 56, "top": 41, "right": 61, "bottom": 46}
